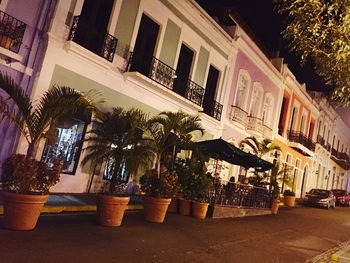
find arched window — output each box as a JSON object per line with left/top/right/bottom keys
{"left": 249, "top": 82, "right": 263, "bottom": 117}
{"left": 234, "top": 70, "right": 251, "bottom": 110}
{"left": 262, "top": 93, "right": 274, "bottom": 127}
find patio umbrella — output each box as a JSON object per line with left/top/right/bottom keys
{"left": 196, "top": 138, "right": 273, "bottom": 172}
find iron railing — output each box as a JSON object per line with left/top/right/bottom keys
{"left": 287, "top": 131, "right": 316, "bottom": 151}
{"left": 210, "top": 182, "right": 272, "bottom": 209}
{"left": 68, "top": 16, "right": 117, "bottom": 62}
{"left": 208, "top": 100, "right": 223, "bottom": 121}
{"left": 231, "top": 105, "right": 248, "bottom": 125}
{"left": 186, "top": 80, "right": 204, "bottom": 106}
{"left": 127, "top": 52, "right": 205, "bottom": 106}
{"left": 247, "top": 116, "right": 263, "bottom": 134}
{"left": 0, "top": 11, "right": 26, "bottom": 53}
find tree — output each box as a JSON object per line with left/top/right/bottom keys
{"left": 275, "top": 0, "right": 350, "bottom": 106}
{"left": 0, "top": 72, "right": 98, "bottom": 159}
{"left": 146, "top": 111, "right": 204, "bottom": 177}
{"left": 239, "top": 136, "right": 281, "bottom": 158}
{"left": 81, "top": 107, "right": 154, "bottom": 193}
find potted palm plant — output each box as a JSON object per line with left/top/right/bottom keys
{"left": 81, "top": 107, "right": 153, "bottom": 227}
{"left": 140, "top": 111, "right": 204, "bottom": 223}
{"left": 0, "top": 72, "right": 97, "bottom": 230}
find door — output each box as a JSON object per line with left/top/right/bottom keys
{"left": 75, "top": 0, "right": 114, "bottom": 54}
{"left": 173, "top": 44, "right": 194, "bottom": 96}
{"left": 130, "top": 14, "right": 159, "bottom": 76}
{"left": 203, "top": 65, "right": 219, "bottom": 115}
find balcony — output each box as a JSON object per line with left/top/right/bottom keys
{"left": 331, "top": 148, "right": 350, "bottom": 170}
{"left": 263, "top": 124, "right": 273, "bottom": 139}
{"left": 68, "top": 16, "right": 117, "bottom": 62}
{"left": 316, "top": 135, "right": 325, "bottom": 146}
{"left": 126, "top": 52, "right": 205, "bottom": 106}
{"left": 0, "top": 11, "right": 26, "bottom": 54}
{"left": 246, "top": 116, "right": 263, "bottom": 135}
{"left": 287, "top": 131, "right": 315, "bottom": 156}
{"left": 208, "top": 100, "right": 223, "bottom": 121}
{"left": 230, "top": 105, "right": 248, "bottom": 125}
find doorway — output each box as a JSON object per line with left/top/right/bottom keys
{"left": 173, "top": 44, "right": 194, "bottom": 97}
{"left": 130, "top": 14, "right": 160, "bottom": 76}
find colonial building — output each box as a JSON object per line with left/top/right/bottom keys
{"left": 1, "top": 0, "right": 350, "bottom": 195}
{"left": 0, "top": 0, "right": 56, "bottom": 171}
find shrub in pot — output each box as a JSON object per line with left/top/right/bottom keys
{"left": 81, "top": 108, "right": 153, "bottom": 227}
{"left": 0, "top": 72, "right": 97, "bottom": 230}
{"left": 271, "top": 185, "right": 280, "bottom": 215}
{"left": 175, "top": 159, "right": 195, "bottom": 216}
{"left": 283, "top": 189, "right": 296, "bottom": 207}
{"left": 190, "top": 169, "right": 213, "bottom": 219}
{"left": 140, "top": 166, "right": 180, "bottom": 223}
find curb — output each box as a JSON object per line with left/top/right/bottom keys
{"left": 0, "top": 204, "right": 144, "bottom": 215}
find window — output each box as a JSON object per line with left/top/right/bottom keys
{"left": 262, "top": 93, "right": 274, "bottom": 127}
{"left": 104, "top": 156, "right": 129, "bottom": 182}
{"left": 234, "top": 71, "right": 250, "bottom": 110}
{"left": 41, "top": 119, "right": 87, "bottom": 175}
{"left": 249, "top": 83, "right": 263, "bottom": 117}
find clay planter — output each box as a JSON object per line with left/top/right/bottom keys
{"left": 97, "top": 194, "right": 130, "bottom": 227}
{"left": 192, "top": 201, "right": 209, "bottom": 219}
{"left": 178, "top": 198, "right": 191, "bottom": 216}
{"left": 284, "top": 196, "right": 296, "bottom": 207}
{"left": 2, "top": 191, "right": 48, "bottom": 230}
{"left": 271, "top": 199, "right": 280, "bottom": 215}
{"left": 167, "top": 193, "right": 183, "bottom": 213}
{"left": 143, "top": 197, "right": 171, "bottom": 223}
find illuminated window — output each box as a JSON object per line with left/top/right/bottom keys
{"left": 41, "top": 110, "right": 90, "bottom": 175}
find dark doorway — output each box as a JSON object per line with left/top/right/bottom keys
{"left": 130, "top": 14, "right": 160, "bottom": 76}
{"left": 173, "top": 44, "right": 194, "bottom": 97}
{"left": 75, "top": 0, "right": 114, "bottom": 55}
{"left": 203, "top": 65, "right": 219, "bottom": 115}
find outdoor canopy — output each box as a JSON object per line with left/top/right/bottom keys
{"left": 196, "top": 138, "right": 273, "bottom": 172}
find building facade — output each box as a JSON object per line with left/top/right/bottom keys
{"left": 1, "top": 0, "right": 349, "bottom": 194}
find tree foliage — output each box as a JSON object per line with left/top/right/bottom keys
{"left": 275, "top": 0, "right": 350, "bottom": 105}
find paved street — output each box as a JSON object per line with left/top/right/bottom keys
{"left": 0, "top": 205, "right": 350, "bottom": 263}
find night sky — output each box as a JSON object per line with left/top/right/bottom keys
{"left": 196, "top": 0, "right": 332, "bottom": 94}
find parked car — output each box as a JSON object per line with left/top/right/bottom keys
{"left": 303, "top": 189, "right": 336, "bottom": 209}
{"left": 331, "top": 189, "right": 350, "bottom": 206}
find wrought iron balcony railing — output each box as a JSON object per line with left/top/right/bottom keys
{"left": 126, "top": 52, "right": 205, "bottom": 106}
{"left": 68, "top": 16, "right": 117, "bottom": 62}
{"left": 186, "top": 80, "right": 205, "bottom": 106}
{"left": 230, "top": 105, "right": 248, "bottom": 125}
{"left": 247, "top": 116, "right": 263, "bottom": 134}
{"left": 205, "top": 100, "right": 223, "bottom": 121}
{"left": 287, "top": 131, "right": 316, "bottom": 151}
{"left": 0, "top": 11, "right": 26, "bottom": 53}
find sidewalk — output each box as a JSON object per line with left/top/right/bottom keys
{"left": 0, "top": 193, "right": 144, "bottom": 215}
{"left": 308, "top": 240, "right": 350, "bottom": 263}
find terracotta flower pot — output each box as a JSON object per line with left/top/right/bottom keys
{"left": 2, "top": 191, "right": 48, "bottom": 230}
{"left": 178, "top": 198, "right": 191, "bottom": 216}
{"left": 192, "top": 201, "right": 209, "bottom": 219}
{"left": 284, "top": 196, "right": 296, "bottom": 207}
{"left": 271, "top": 199, "right": 280, "bottom": 215}
{"left": 97, "top": 194, "right": 130, "bottom": 227}
{"left": 167, "top": 193, "right": 183, "bottom": 213}
{"left": 143, "top": 196, "right": 171, "bottom": 223}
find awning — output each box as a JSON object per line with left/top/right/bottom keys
{"left": 196, "top": 138, "right": 273, "bottom": 172}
